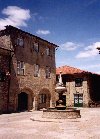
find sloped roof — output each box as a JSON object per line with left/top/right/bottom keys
{"left": 56, "top": 65, "right": 96, "bottom": 75}
{"left": 5, "top": 25, "right": 59, "bottom": 48}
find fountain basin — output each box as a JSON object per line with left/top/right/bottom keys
{"left": 43, "top": 108, "right": 81, "bottom": 119}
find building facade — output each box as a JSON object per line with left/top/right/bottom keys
{"left": 0, "top": 25, "right": 58, "bottom": 113}
{"left": 56, "top": 66, "right": 100, "bottom": 107}
{"left": 0, "top": 46, "right": 12, "bottom": 113}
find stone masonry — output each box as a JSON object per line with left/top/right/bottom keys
{"left": 0, "top": 49, "right": 11, "bottom": 113}
{"left": 56, "top": 66, "right": 100, "bottom": 108}
{"left": 65, "top": 74, "right": 90, "bottom": 107}
{"left": 0, "top": 25, "right": 58, "bottom": 113}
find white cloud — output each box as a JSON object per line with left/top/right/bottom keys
{"left": 85, "top": 0, "right": 98, "bottom": 7}
{"left": 76, "top": 42, "right": 99, "bottom": 58}
{"left": 36, "top": 29, "right": 50, "bottom": 35}
{"left": 79, "top": 64, "right": 100, "bottom": 70}
{"left": 0, "top": 6, "right": 31, "bottom": 30}
{"left": 96, "top": 71, "right": 100, "bottom": 74}
{"left": 60, "top": 42, "right": 79, "bottom": 51}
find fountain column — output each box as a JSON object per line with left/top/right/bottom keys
{"left": 55, "top": 71, "right": 67, "bottom": 110}
{"left": 59, "top": 71, "right": 63, "bottom": 85}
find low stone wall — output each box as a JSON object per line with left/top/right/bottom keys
{"left": 43, "top": 109, "right": 81, "bottom": 119}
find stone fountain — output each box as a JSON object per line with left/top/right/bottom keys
{"left": 43, "top": 72, "right": 81, "bottom": 119}
{"left": 55, "top": 71, "right": 67, "bottom": 110}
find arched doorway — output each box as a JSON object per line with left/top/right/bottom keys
{"left": 18, "top": 92, "right": 28, "bottom": 111}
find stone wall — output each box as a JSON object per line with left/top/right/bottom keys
{"left": 0, "top": 52, "right": 10, "bottom": 113}
{"left": 0, "top": 26, "right": 57, "bottom": 113}
{"left": 57, "top": 72, "right": 100, "bottom": 108}
{"left": 66, "top": 75, "right": 90, "bottom": 107}
{"left": 43, "top": 109, "right": 81, "bottom": 119}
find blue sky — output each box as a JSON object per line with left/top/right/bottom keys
{"left": 0, "top": 0, "right": 100, "bottom": 73}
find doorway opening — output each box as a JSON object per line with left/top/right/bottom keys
{"left": 18, "top": 92, "right": 28, "bottom": 111}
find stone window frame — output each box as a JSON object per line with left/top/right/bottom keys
{"left": 16, "top": 38, "right": 24, "bottom": 47}
{"left": 45, "top": 66, "right": 51, "bottom": 79}
{"left": 46, "top": 47, "right": 50, "bottom": 56}
{"left": 33, "top": 42, "right": 39, "bottom": 52}
{"left": 34, "top": 64, "right": 40, "bottom": 77}
{"left": 39, "top": 94, "right": 46, "bottom": 104}
{"left": 17, "top": 61, "right": 25, "bottom": 75}
{"left": 75, "top": 78, "right": 83, "bottom": 87}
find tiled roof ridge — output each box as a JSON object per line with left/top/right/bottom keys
{"left": 56, "top": 65, "right": 100, "bottom": 76}
{"left": 57, "top": 65, "right": 86, "bottom": 72}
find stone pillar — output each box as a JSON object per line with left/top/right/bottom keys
{"left": 52, "top": 101, "right": 56, "bottom": 107}
{"left": 50, "top": 99, "right": 52, "bottom": 107}
{"left": 66, "top": 82, "right": 71, "bottom": 107}
{"left": 35, "top": 96, "right": 38, "bottom": 110}
{"left": 32, "top": 97, "right": 35, "bottom": 110}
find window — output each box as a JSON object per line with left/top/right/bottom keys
{"left": 39, "top": 94, "right": 46, "bottom": 103}
{"left": 74, "top": 94, "right": 83, "bottom": 107}
{"left": 17, "top": 61, "right": 25, "bottom": 75}
{"left": 46, "top": 47, "right": 50, "bottom": 56}
{"left": 0, "top": 71, "right": 6, "bottom": 82}
{"left": 34, "top": 64, "right": 39, "bottom": 77}
{"left": 46, "top": 66, "right": 51, "bottom": 78}
{"left": 75, "top": 78, "right": 83, "bottom": 87}
{"left": 33, "top": 42, "right": 39, "bottom": 52}
{"left": 17, "top": 38, "right": 24, "bottom": 47}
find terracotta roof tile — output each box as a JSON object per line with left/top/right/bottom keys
{"left": 56, "top": 65, "right": 99, "bottom": 75}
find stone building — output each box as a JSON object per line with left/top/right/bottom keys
{"left": 0, "top": 25, "right": 58, "bottom": 113}
{"left": 0, "top": 45, "right": 12, "bottom": 113}
{"left": 56, "top": 66, "right": 100, "bottom": 107}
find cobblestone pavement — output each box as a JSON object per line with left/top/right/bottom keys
{"left": 0, "top": 108, "right": 100, "bottom": 139}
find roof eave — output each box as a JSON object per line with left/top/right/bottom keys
{"left": 5, "top": 25, "right": 59, "bottom": 48}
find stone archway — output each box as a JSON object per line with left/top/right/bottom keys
{"left": 38, "top": 88, "right": 51, "bottom": 110}
{"left": 17, "top": 87, "right": 34, "bottom": 111}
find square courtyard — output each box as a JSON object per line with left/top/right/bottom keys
{"left": 0, "top": 108, "right": 100, "bottom": 139}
